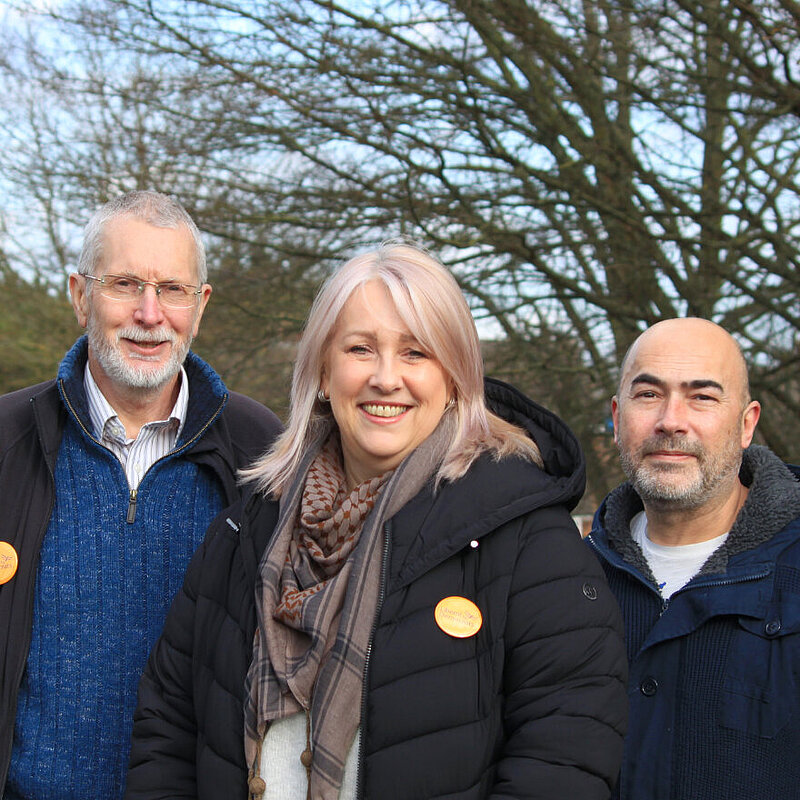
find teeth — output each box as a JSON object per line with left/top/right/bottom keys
{"left": 362, "top": 404, "right": 407, "bottom": 417}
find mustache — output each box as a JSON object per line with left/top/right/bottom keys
{"left": 115, "top": 327, "right": 177, "bottom": 344}
{"left": 639, "top": 435, "right": 703, "bottom": 458}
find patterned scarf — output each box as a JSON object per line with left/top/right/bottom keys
{"left": 245, "top": 420, "right": 452, "bottom": 799}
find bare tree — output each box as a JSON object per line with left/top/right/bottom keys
{"left": 2, "top": 0, "right": 799, "bottom": 499}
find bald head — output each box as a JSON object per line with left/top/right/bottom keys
{"left": 618, "top": 318, "right": 751, "bottom": 407}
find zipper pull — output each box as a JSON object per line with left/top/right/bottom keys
{"left": 127, "top": 489, "right": 137, "bottom": 524}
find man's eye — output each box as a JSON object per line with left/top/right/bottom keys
{"left": 161, "top": 283, "right": 186, "bottom": 295}
{"left": 111, "top": 277, "right": 136, "bottom": 290}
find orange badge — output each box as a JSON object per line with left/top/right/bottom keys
{"left": 0, "top": 541, "right": 18, "bottom": 585}
{"left": 435, "top": 596, "right": 483, "bottom": 638}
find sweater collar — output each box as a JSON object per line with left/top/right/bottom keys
{"left": 57, "top": 335, "right": 228, "bottom": 448}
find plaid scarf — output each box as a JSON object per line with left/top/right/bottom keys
{"left": 244, "top": 420, "right": 451, "bottom": 799}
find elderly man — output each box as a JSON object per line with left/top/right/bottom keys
{"left": 588, "top": 317, "right": 800, "bottom": 800}
{"left": 0, "top": 191, "right": 281, "bottom": 799}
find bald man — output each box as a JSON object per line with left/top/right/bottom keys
{"left": 588, "top": 318, "right": 800, "bottom": 800}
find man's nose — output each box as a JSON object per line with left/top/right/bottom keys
{"left": 132, "top": 284, "right": 166, "bottom": 325}
{"left": 655, "top": 394, "right": 689, "bottom": 435}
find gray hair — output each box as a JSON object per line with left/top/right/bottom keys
{"left": 77, "top": 190, "right": 207, "bottom": 283}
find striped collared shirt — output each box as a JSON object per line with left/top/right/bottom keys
{"left": 84, "top": 363, "right": 189, "bottom": 489}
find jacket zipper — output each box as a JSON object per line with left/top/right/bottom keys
{"left": 662, "top": 567, "right": 771, "bottom": 613}
{"left": 59, "top": 379, "right": 227, "bottom": 523}
{"left": 127, "top": 489, "right": 138, "bottom": 523}
{"left": 587, "top": 531, "right": 772, "bottom": 615}
{"left": 355, "top": 521, "right": 392, "bottom": 799}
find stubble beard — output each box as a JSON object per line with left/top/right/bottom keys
{"left": 618, "top": 432, "right": 743, "bottom": 512}
{"left": 87, "top": 317, "right": 192, "bottom": 391}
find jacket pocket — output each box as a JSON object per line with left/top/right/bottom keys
{"left": 719, "top": 597, "right": 800, "bottom": 738}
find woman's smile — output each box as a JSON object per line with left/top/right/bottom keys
{"left": 359, "top": 402, "right": 411, "bottom": 419}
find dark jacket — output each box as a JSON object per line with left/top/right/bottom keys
{"left": 0, "top": 336, "right": 282, "bottom": 794}
{"left": 588, "top": 445, "right": 800, "bottom": 800}
{"left": 127, "top": 378, "right": 628, "bottom": 800}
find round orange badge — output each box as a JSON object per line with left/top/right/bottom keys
{"left": 434, "top": 596, "right": 483, "bottom": 638}
{"left": 0, "top": 541, "right": 18, "bottom": 585}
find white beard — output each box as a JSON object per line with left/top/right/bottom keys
{"left": 87, "top": 320, "right": 192, "bottom": 391}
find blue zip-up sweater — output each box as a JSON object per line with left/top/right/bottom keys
{"left": 0, "top": 336, "right": 282, "bottom": 797}
{"left": 588, "top": 445, "right": 800, "bottom": 800}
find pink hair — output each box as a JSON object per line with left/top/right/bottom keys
{"left": 242, "top": 241, "right": 541, "bottom": 496}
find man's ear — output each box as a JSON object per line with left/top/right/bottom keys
{"left": 741, "top": 400, "right": 761, "bottom": 449}
{"left": 69, "top": 273, "right": 89, "bottom": 328}
{"left": 191, "top": 284, "right": 213, "bottom": 338}
{"left": 611, "top": 396, "right": 620, "bottom": 444}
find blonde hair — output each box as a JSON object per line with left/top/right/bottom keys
{"left": 243, "top": 241, "right": 542, "bottom": 496}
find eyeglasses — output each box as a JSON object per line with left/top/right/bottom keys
{"left": 83, "top": 273, "right": 203, "bottom": 308}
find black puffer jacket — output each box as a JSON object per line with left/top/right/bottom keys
{"left": 126, "top": 378, "right": 628, "bottom": 799}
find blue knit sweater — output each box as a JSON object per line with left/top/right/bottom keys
{"left": 6, "top": 340, "right": 228, "bottom": 800}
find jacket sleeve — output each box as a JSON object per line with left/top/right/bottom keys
{"left": 490, "top": 504, "right": 628, "bottom": 799}
{"left": 125, "top": 511, "right": 229, "bottom": 800}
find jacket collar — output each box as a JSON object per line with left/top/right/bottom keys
{"left": 387, "top": 450, "right": 568, "bottom": 591}
{"left": 596, "top": 445, "right": 800, "bottom": 579}
{"left": 55, "top": 335, "right": 229, "bottom": 450}
{"left": 243, "top": 378, "right": 586, "bottom": 591}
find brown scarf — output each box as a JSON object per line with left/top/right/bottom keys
{"left": 245, "top": 419, "right": 452, "bottom": 799}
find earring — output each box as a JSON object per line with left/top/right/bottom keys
{"left": 317, "top": 389, "right": 329, "bottom": 403}
{"left": 446, "top": 397, "right": 456, "bottom": 410}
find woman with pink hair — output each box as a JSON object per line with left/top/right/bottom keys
{"left": 127, "top": 241, "right": 627, "bottom": 800}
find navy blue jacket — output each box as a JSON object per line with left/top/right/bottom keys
{"left": 588, "top": 445, "right": 800, "bottom": 800}
{"left": 127, "top": 378, "right": 628, "bottom": 799}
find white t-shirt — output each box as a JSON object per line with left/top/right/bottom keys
{"left": 630, "top": 511, "right": 728, "bottom": 599}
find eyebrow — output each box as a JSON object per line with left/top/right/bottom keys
{"left": 109, "top": 271, "right": 184, "bottom": 283}
{"left": 630, "top": 373, "right": 724, "bottom": 392}
{"left": 340, "top": 330, "right": 418, "bottom": 343}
